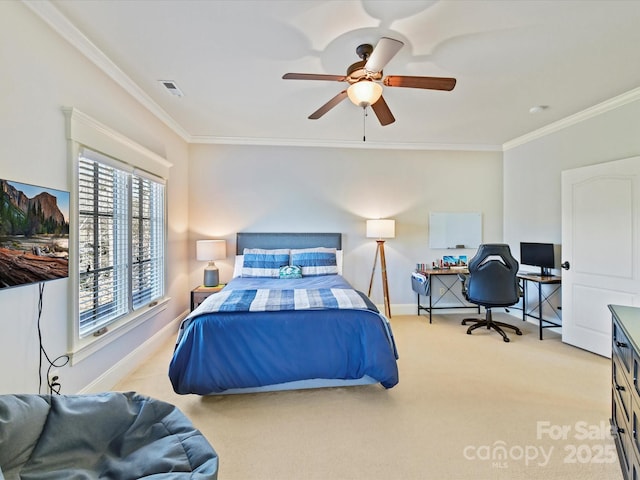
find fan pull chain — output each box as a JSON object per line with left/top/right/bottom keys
{"left": 362, "top": 106, "right": 367, "bottom": 142}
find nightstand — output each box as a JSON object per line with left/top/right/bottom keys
{"left": 191, "top": 285, "right": 225, "bottom": 311}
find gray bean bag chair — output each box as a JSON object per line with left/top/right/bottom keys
{"left": 0, "top": 391, "right": 218, "bottom": 479}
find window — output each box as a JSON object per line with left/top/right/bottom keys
{"left": 78, "top": 149, "right": 165, "bottom": 337}
{"left": 64, "top": 107, "right": 172, "bottom": 361}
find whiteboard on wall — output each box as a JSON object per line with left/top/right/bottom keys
{"left": 429, "top": 212, "right": 482, "bottom": 249}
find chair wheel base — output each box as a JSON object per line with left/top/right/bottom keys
{"left": 461, "top": 314, "right": 522, "bottom": 342}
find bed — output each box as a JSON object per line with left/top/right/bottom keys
{"left": 169, "top": 232, "right": 399, "bottom": 395}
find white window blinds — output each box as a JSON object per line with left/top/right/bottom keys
{"left": 78, "top": 149, "right": 165, "bottom": 337}
{"left": 131, "top": 174, "right": 164, "bottom": 309}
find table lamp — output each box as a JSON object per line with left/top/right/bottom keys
{"left": 366, "top": 219, "right": 395, "bottom": 318}
{"left": 196, "top": 239, "right": 226, "bottom": 287}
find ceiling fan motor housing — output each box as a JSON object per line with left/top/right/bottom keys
{"left": 347, "top": 60, "right": 382, "bottom": 83}
{"left": 347, "top": 44, "right": 384, "bottom": 83}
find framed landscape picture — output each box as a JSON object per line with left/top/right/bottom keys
{"left": 0, "top": 179, "right": 69, "bottom": 289}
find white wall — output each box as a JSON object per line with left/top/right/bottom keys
{"left": 188, "top": 144, "right": 504, "bottom": 310}
{"left": 503, "top": 96, "right": 640, "bottom": 259}
{"left": 0, "top": 2, "right": 190, "bottom": 394}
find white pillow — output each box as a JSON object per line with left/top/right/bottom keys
{"left": 233, "top": 255, "right": 244, "bottom": 278}
{"left": 336, "top": 250, "right": 343, "bottom": 275}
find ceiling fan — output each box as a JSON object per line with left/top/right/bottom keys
{"left": 282, "top": 37, "right": 456, "bottom": 126}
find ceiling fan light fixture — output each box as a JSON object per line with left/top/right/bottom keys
{"left": 347, "top": 81, "right": 383, "bottom": 107}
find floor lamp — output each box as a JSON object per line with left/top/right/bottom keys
{"left": 366, "top": 219, "right": 395, "bottom": 318}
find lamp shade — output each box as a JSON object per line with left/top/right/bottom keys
{"left": 366, "top": 219, "right": 395, "bottom": 239}
{"left": 196, "top": 239, "right": 226, "bottom": 261}
{"left": 347, "top": 81, "right": 383, "bottom": 107}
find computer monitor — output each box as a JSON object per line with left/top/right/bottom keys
{"left": 520, "top": 242, "right": 555, "bottom": 276}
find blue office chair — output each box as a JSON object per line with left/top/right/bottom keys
{"left": 459, "top": 244, "right": 523, "bottom": 342}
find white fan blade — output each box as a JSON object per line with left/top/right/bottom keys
{"left": 365, "top": 37, "right": 404, "bottom": 73}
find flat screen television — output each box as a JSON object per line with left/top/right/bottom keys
{"left": 520, "top": 242, "right": 555, "bottom": 276}
{"left": 0, "top": 178, "right": 69, "bottom": 289}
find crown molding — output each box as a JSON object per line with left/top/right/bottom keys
{"left": 23, "top": 0, "right": 191, "bottom": 142}
{"left": 503, "top": 86, "right": 640, "bottom": 151}
{"left": 188, "top": 135, "right": 502, "bottom": 152}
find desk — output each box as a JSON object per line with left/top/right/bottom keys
{"left": 517, "top": 273, "right": 562, "bottom": 340}
{"left": 413, "top": 269, "right": 480, "bottom": 323}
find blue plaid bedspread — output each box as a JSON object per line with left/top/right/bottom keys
{"left": 195, "top": 288, "right": 374, "bottom": 314}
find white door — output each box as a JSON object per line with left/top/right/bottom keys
{"left": 561, "top": 156, "right": 640, "bottom": 357}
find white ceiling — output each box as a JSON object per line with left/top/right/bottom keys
{"left": 33, "top": 0, "right": 640, "bottom": 149}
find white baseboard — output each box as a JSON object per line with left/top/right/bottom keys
{"left": 79, "top": 309, "right": 188, "bottom": 394}
{"left": 387, "top": 303, "right": 419, "bottom": 316}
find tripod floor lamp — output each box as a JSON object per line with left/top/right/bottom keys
{"left": 366, "top": 219, "right": 395, "bottom": 318}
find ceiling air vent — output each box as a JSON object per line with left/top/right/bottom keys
{"left": 159, "top": 80, "right": 184, "bottom": 97}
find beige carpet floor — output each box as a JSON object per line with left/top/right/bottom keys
{"left": 114, "top": 313, "right": 623, "bottom": 480}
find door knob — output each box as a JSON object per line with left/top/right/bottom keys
{"left": 561, "top": 261, "right": 570, "bottom": 270}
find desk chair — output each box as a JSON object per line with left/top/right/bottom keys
{"left": 459, "top": 244, "right": 523, "bottom": 342}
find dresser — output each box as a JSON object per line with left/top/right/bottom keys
{"left": 610, "top": 304, "right": 640, "bottom": 480}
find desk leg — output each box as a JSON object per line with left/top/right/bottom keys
{"left": 428, "top": 275, "right": 433, "bottom": 324}
{"left": 522, "top": 280, "right": 526, "bottom": 322}
{"left": 538, "top": 283, "right": 543, "bottom": 340}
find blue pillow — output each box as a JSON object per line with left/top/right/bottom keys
{"left": 242, "top": 248, "right": 290, "bottom": 277}
{"left": 290, "top": 247, "right": 338, "bottom": 276}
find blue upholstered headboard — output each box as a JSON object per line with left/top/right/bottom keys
{"left": 236, "top": 232, "right": 342, "bottom": 255}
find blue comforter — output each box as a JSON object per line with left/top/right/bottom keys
{"left": 169, "top": 275, "right": 399, "bottom": 394}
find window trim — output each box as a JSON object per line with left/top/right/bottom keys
{"left": 64, "top": 108, "right": 172, "bottom": 364}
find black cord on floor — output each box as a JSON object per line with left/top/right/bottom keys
{"left": 37, "top": 282, "right": 69, "bottom": 395}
